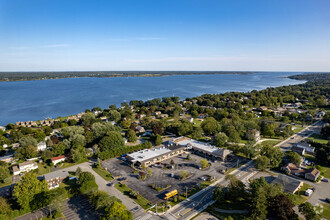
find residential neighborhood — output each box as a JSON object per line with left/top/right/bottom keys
{"left": 0, "top": 73, "right": 329, "bottom": 220}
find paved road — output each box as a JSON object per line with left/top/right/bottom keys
{"left": 162, "top": 120, "right": 325, "bottom": 220}
{"left": 56, "top": 161, "right": 159, "bottom": 220}
{"left": 275, "top": 120, "right": 324, "bottom": 152}
{"left": 163, "top": 161, "right": 254, "bottom": 220}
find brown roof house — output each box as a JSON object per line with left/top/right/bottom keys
{"left": 304, "top": 168, "right": 320, "bottom": 181}
{"left": 282, "top": 163, "right": 320, "bottom": 181}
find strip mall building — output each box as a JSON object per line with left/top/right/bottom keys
{"left": 126, "top": 137, "right": 232, "bottom": 168}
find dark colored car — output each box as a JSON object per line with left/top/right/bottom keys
{"left": 321, "top": 178, "right": 329, "bottom": 182}
{"left": 326, "top": 198, "right": 330, "bottom": 203}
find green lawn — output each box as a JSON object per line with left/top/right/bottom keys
{"left": 0, "top": 179, "right": 12, "bottom": 188}
{"left": 316, "top": 165, "right": 330, "bottom": 178}
{"left": 321, "top": 204, "right": 330, "bottom": 220}
{"left": 193, "top": 119, "right": 202, "bottom": 127}
{"left": 261, "top": 140, "right": 281, "bottom": 147}
{"left": 36, "top": 163, "right": 53, "bottom": 175}
{"left": 92, "top": 166, "right": 113, "bottom": 181}
{"left": 293, "top": 126, "right": 305, "bottom": 134}
{"left": 307, "top": 134, "right": 328, "bottom": 144}
{"left": 115, "top": 183, "right": 151, "bottom": 209}
{"left": 285, "top": 183, "right": 310, "bottom": 206}
{"left": 59, "top": 159, "right": 89, "bottom": 169}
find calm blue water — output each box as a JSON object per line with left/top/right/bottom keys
{"left": 0, "top": 72, "right": 304, "bottom": 125}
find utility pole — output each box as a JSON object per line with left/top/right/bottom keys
{"left": 186, "top": 186, "right": 188, "bottom": 199}
{"left": 156, "top": 203, "right": 157, "bottom": 214}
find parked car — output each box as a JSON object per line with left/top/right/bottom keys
{"left": 326, "top": 198, "right": 330, "bottom": 203}
{"left": 107, "top": 182, "right": 113, "bottom": 186}
{"left": 321, "top": 178, "right": 329, "bottom": 182}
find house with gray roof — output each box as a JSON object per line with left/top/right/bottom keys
{"left": 43, "top": 170, "right": 69, "bottom": 189}
{"left": 272, "top": 174, "right": 303, "bottom": 194}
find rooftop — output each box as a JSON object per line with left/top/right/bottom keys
{"left": 51, "top": 155, "right": 66, "bottom": 161}
{"left": 172, "top": 137, "right": 228, "bottom": 156}
{"left": 43, "top": 170, "right": 69, "bottom": 181}
{"left": 128, "top": 147, "right": 172, "bottom": 163}
{"left": 272, "top": 174, "right": 302, "bottom": 193}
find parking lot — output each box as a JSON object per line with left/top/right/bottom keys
{"left": 102, "top": 152, "right": 248, "bottom": 204}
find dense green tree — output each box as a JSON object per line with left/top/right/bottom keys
{"left": 13, "top": 172, "right": 48, "bottom": 210}
{"left": 51, "top": 143, "right": 66, "bottom": 156}
{"left": 19, "top": 136, "right": 37, "bottom": 148}
{"left": 250, "top": 186, "right": 268, "bottom": 220}
{"left": 151, "top": 120, "right": 164, "bottom": 135}
{"left": 268, "top": 194, "right": 298, "bottom": 220}
{"left": 262, "top": 123, "right": 275, "bottom": 137}
{"left": 102, "top": 201, "right": 133, "bottom": 220}
{"left": 191, "top": 127, "right": 203, "bottom": 140}
{"left": 254, "top": 156, "right": 270, "bottom": 171}
{"left": 298, "top": 202, "right": 320, "bottom": 220}
{"left": 99, "top": 131, "right": 124, "bottom": 152}
{"left": 154, "top": 134, "right": 163, "bottom": 146}
{"left": 48, "top": 187, "right": 67, "bottom": 216}
{"left": 15, "top": 145, "right": 37, "bottom": 160}
{"left": 34, "top": 130, "right": 46, "bottom": 142}
{"left": 261, "top": 146, "right": 284, "bottom": 168}
{"left": 213, "top": 133, "right": 228, "bottom": 147}
{"left": 90, "top": 191, "right": 121, "bottom": 212}
{"left": 81, "top": 112, "right": 96, "bottom": 127}
{"left": 41, "top": 150, "right": 53, "bottom": 162}
{"left": 200, "top": 159, "right": 209, "bottom": 168}
{"left": 71, "top": 145, "right": 87, "bottom": 163}
{"left": 177, "top": 119, "right": 193, "bottom": 136}
{"left": 286, "top": 152, "right": 301, "bottom": 165}
{"left": 79, "top": 172, "right": 98, "bottom": 194}
{"left": 0, "top": 166, "right": 10, "bottom": 183}
{"left": 0, "top": 197, "right": 12, "bottom": 215}
{"left": 126, "top": 129, "right": 137, "bottom": 143}
{"left": 61, "top": 126, "right": 85, "bottom": 139}
{"left": 108, "top": 110, "right": 121, "bottom": 123}
{"left": 201, "top": 117, "right": 221, "bottom": 135}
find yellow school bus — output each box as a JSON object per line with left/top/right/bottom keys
{"left": 164, "top": 189, "right": 178, "bottom": 199}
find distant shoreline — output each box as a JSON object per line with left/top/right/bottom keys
{"left": 0, "top": 71, "right": 283, "bottom": 82}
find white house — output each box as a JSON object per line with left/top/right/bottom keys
{"left": 51, "top": 155, "right": 67, "bottom": 165}
{"left": 37, "top": 142, "right": 47, "bottom": 151}
{"left": 12, "top": 161, "right": 38, "bottom": 175}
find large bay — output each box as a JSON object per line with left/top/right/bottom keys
{"left": 0, "top": 72, "right": 304, "bottom": 125}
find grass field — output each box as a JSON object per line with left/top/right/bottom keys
{"left": 321, "top": 204, "right": 330, "bottom": 220}
{"left": 37, "top": 163, "right": 53, "bottom": 175}
{"left": 286, "top": 183, "right": 310, "bottom": 205}
{"left": 261, "top": 140, "right": 281, "bottom": 147}
{"left": 92, "top": 166, "right": 113, "bottom": 181}
{"left": 115, "top": 183, "right": 151, "bottom": 209}
{"left": 307, "top": 134, "right": 328, "bottom": 144}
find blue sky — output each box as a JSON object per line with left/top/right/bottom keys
{"left": 0, "top": 0, "right": 329, "bottom": 71}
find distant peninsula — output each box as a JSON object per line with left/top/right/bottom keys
{"left": 0, "top": 71, "right": 257, "bottom": 82}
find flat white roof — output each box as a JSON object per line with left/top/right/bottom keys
{"left": 128, "top": 147, "right": 172, "bottom": 163}
{"left": 173, "top": 138, "right": 219, "bottom": 154}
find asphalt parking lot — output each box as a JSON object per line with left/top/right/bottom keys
{"left": 102, "top": 152, "right": 248, "bottom": 204}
